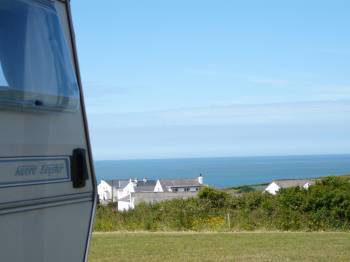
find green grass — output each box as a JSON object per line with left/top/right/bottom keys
{"left": 89, "top": 232, "right": 350, "bottom": 262}
{"left": 224, "top": 183, "right": 268, "bottom": 194}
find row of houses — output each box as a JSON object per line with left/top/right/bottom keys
{"left": 98, "top": 175, "right": 204, "bottom": 211}
{"left": 98, "top": 175, "right": 316, "bottom": 211}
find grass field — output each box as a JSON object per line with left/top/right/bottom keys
{"left": 89, "top": 232, "right": 350, "bottom": 261}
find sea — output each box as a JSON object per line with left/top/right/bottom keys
{"left": 94, "top": 154, "right": 350, "bottom": 188}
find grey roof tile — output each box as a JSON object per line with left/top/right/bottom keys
{"left": 134, "top": 180, "right": 157, "bottom": 192}
{"left": 273, "top": 179, "right": 315, "bottom": 188}
{"left": 159, "top": 178, "right": 202, "bottom": 188}
{"left": 105, "top": 179, "right": 129, "bottom": 188}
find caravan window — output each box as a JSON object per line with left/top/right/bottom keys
{"left": 0, "top": 0, "right": 79, "bottom": 112}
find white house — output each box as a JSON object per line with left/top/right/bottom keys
{"left": 118, "top": 194, "right": 134, "bottom": 211}
{"left": 116, "top": 178, "right": 156, "bottom": 211}
{"left": 154, "top": 175, "right": 204, "bottom": 193}
{"left": 98, "top": 178, "right": 157, "bottom": 205}
{"left": 97, "top": 179, "right": 129, "bottom": 204}
{"left": 264, "top": 179, "right": 315, "bottom": 195}
{"left": 117, "top": 179, "right": 135, "bottom": 200}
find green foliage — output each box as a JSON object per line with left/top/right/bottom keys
{"left": 238, "top": 185, "right": 256, "bottom": 193}
{"left": 198, "top": 187, "right": 230, "bottom": 209}
{"left": 226, "top": 183, "right": 268, "bottom": 194}
{"left": 94, "top": 176, "right": 350, "bottom": 232}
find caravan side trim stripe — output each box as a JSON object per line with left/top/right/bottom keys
{"left": 0, "top": 192, "right": 93, "bottom": 215}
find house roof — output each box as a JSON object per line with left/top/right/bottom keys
{"left": 105, "top": 179, "right": 129, "bottom": 188}
{"left": 134, "top": 180, "right": 157, "bottom": 192}
{"left": 273, "top": 179, "right": 315, "bottom": 189}
{"left": 159, "top": 178, "right": 202, "bottom": 188}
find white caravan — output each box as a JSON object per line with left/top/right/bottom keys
{"left": 0, "top": 0, "right": 97, "bottom": 261}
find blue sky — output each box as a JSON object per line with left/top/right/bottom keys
{"left": 71, "top": 0, "right": 350, "bottom": 160}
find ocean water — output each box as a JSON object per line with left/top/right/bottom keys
{"left": 94, "top": 154, "right": 350, "bottom": 188}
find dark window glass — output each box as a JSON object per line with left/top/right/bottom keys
{"left": 0, "top": 0, "right": 79, "bottom": 112}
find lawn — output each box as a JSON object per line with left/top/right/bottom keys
{"left": 88, "top": 232, "right": 350, "bottom": 262}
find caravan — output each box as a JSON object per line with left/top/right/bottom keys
{"left": 0, "top": 0, "right": 96, "bottom": 261}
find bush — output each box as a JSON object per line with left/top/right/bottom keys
{"left": 198, "top": 187, "right": 230, "bottom": 209}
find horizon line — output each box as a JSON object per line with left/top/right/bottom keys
{"left": 93, "top": 153, "right": 350, "bottom": 162}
